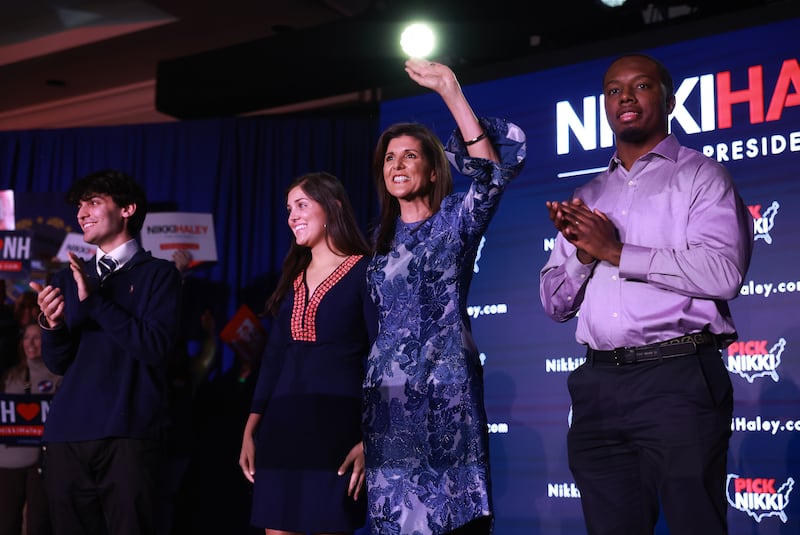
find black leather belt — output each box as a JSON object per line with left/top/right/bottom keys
{"left": 586, "top": 332, "right": 719, "bottom": 365}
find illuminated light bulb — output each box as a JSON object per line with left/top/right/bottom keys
{"left": 400, "top": 23, "right": 435, "bottom": 58}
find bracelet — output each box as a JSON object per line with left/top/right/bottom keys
{"left": 463, "top": 131, "right": 487, "bottom": 146}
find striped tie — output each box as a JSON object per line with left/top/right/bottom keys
{"left": 98, "top": 255, "right": 116, "bottom": 282}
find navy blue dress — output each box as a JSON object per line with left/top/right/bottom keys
{"left": 249, "top": 255, "right": 376, "bottom": 532}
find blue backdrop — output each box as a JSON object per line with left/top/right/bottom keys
{"left": 1, "top": 14, "right": 797, "bottom": 535}
{"left": 379, "top": 16, "right": 800, "bottom": 534}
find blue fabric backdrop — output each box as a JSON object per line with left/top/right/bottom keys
{"left": 0, "top": 109, "right": 379, "bottom": 351}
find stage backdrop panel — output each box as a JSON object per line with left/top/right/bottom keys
{"left": 379, "top": 17, "right": 800, "bottom": 535}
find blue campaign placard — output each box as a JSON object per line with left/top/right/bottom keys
{"left": 0, "top": 393, "right": 53, "bottom": 446}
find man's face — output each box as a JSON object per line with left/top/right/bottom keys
{"left": 603, "top": 55, "right": 674, "bottom": 145}
{"left": 76, "top": 193, "right": 132, "bottom": 251}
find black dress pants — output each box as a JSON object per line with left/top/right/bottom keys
{"left": 44, "top": 438, "right": 160, "bottom": 535}
{"left": 567, "top": 347, "right": 732, "bottom": 535}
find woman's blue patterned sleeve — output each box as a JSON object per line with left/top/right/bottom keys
{"left": 445, "top": 117, "right": 527, "bottom": 184}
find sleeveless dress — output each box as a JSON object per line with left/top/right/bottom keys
{"left": 249, "top": 255, "right": 376, "bottom": 532}
{"left": 364, "top": 118, "right": 527, "bottom": 534}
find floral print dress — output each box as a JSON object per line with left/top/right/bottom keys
{"left": 364, "top": 118, "right": 526, "bottom": 535}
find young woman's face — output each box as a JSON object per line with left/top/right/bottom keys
{"left": 286, "top": 185, "right": 328, "bottom": 250}
{"left": 22, "top": 323, "right": 41, "bottom": 360}
{"left": 382, "top": 135, "right": 436, "bottom": 202}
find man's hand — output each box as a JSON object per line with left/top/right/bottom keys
{"left": 29, "top": 281, "right": 65, "bottom": 328}
{"left": 172, "top": 249, "right": 193, "bottom": 275}
{"left": 546, "top": 199, "right": 622, "bottom": 265}
{"left": 67, "top": 252, "right": 91, "bottom": 301}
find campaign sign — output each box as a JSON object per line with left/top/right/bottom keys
{"left": 0, "top": 230, "right": 33, "bottom": 277}
{"left": 56, "top": 232, "right": 97, "bottom": 262}
{"left": 0, "top": 393, "right": 53, "bottom": 445}
{"left": 219, "top": 304, "right": 266, "bottom": 362}
{"left": 140, "top": 212, "right": 217, "bottom": 263}
{"left": 0, "top": 190, "right": 14, "bottom": 230}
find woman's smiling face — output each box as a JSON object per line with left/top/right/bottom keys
{"left": 287, "top": 185, "right": 327, "bottom": 250}
{"left": 382, "top": 134, "right": 436, "bottom": 203}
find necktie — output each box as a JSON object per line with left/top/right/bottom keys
{"left": 98, "top": 255, "right": 115, "bottom": 282}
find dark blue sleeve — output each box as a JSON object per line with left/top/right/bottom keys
{"left": 249, "top": 302, "right": 290, "bottom": 414}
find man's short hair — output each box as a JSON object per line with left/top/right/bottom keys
{"left": 66, "top": 169, "right": 148, "bottom": 235}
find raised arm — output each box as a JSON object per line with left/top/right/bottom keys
{"left": 404, "top": 58, "right": 499, "bottom": 163}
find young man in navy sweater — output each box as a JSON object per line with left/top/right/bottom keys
{"left": 31, "top": 169, "right": 182, "bottom": 535}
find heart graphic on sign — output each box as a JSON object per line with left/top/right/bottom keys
{"left": 17, "top": 403, "right": 40, "bottom": 421}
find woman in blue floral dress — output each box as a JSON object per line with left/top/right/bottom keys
{"left": 363, "top": 59, "right": 527, "bottom": 535}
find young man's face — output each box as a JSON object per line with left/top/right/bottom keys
{"left": 603, "top": 55, "right": 675, "bottom": 146}
{"left": 76, "top": 193, "right": 134, "bottom": 251}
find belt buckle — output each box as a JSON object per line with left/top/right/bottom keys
{"left": 614, "top": 347, "right": 638, "bottom": 365}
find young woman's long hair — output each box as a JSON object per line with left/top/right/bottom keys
{"left": 263, "top": 172, "right": 370, "bottom": 317}
{"left": 371, "top": 123, "right": 453, "bottom": 254}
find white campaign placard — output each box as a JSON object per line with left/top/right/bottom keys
{"left": 57, "top": 232, "right": 97, "bottom": 261}
{"left": 140, "top": 212, "right": 217, "bottom": 263}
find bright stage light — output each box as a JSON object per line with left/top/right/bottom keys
{"left": 400, "top": 23, "right": 435, "bottom": 58}
{"left": 599, "top": 0, "right": 627, "bottom": 6}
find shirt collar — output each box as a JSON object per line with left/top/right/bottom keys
{"left": 607, "top": 133, "right": 681, "bottom": 171}
{"left": 96, "top": 239, "right": 141, "bottom": 275}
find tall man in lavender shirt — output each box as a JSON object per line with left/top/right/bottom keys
{"left": 540, "top": 54, "right": 753, "bottom": 535}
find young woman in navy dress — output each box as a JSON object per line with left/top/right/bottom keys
{"left": 240, "top": 172, "right": 377, "bottom": 535}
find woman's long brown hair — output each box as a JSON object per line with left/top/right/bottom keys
{"left": 263, "top": 172, "right": 370, "bottom": 317}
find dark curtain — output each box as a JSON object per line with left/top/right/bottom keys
{"left": 0, "top": 107, "right": 380, "bottom": 329}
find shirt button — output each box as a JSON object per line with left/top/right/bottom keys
{"left": 612, "top": 312, "right": 619, "bottom": 318}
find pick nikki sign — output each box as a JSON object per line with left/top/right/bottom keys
{"left": 0, "top": 393, "right": 53, "bottom": 445}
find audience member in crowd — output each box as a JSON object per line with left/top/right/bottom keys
{"left": 177, "top": 331, "right": 262, "bottom": 535}
{"left": 0, "top": 321, "right": 61, "bottom": 535}
{"left": 14, "top": 291, "right": 41, "bottom": 330}
{"left": 158, "top": 248, "right": 219, "bottom": 535}
{"left": 0, "top": 280, "right": 19, "bottom": 377}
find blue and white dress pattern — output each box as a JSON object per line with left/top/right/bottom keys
{"left": 364, "top": 118, "right": 526, "bottom": 535}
